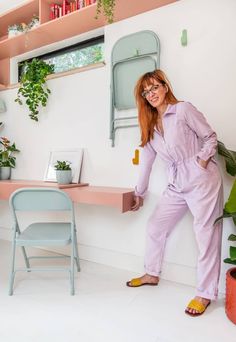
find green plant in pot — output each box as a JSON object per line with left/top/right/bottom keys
{"left": 15, "top": 58, "right": 54, "bottom": 122}
{"left": 215, "top": 140, "right": 236, "bottom": 324}
{"left": 0, "top": 137, "right": 20, "bottom": 180}
{"left": 96, "top": 0, "right": 116, "bottom": 23}
{"left": 54, "top": 160, "right": 72, "bottom": 185}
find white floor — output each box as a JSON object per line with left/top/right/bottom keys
{"left": 0, "top": 239, "right": 235, "bottom": 342}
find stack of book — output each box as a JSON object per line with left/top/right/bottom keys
{"left": 50, "top": 0, "right": 96, "bottom": 20}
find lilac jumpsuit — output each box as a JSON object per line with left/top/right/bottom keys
{"left": 135, "top": 102, "right": 223, "bottom": 300}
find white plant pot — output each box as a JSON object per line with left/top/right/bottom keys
{"left": 8, "top": 30, "right": 18, "bottom": 37}
{"left": 0, "top": 167, "right": 11, "bottom": 180}
{"left": 56, "top": 170, "right": 72, "bottom": 184}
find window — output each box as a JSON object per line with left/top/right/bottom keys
{"left": 18, "top": 36, "right": 104, "bottom": 81}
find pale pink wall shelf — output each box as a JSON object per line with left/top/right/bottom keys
{"left": 0, "top": 180, "right": 134, "bottom": 213}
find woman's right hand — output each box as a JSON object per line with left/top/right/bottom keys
{"left": 131, "top": 195, "right": 143, "bottom": 211}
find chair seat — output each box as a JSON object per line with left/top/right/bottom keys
{"left": 16, "top": 222, "right": 72, "bottom": 246}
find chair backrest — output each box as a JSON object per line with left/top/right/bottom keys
{"left": 10, "top": 188, "right": 73, "bottom": 212}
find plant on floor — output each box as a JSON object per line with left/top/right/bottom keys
{"left": 95, "top": 0, "right": 116, "bottom": 23}
{"left": 54, "top": 160, "right": 72, "bottom": 170}
{"left": 0, "top": 137, "right": 20, "bottom": 168}
{"left": 215, "top": 141, "right": 236, "bottom": 264}
{"left": 15, "top": 58, "right": 54, "bottom": 122}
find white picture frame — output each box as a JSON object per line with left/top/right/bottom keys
{"left": 44, "top": 149, "right": 83, "bottom": 183}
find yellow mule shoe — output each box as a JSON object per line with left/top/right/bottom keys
{"left": 185, "top": 299, "right": 211, "bottom": 316}
{"left": 126, "top": 277, "right": 158, "bottom": 287}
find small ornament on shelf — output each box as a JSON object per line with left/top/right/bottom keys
{"left": 7, "top": 15, "right": 39, "bottom": 37}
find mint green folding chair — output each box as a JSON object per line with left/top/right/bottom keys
{"left": 8, "top": 188, "right": 80, "bottom": 296}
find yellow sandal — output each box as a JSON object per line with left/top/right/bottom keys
{"left": 126, "top": 277, "right": 158, "bottom": 287}
{"left": 185, "top": 299, "right": 211, "bottom": 316}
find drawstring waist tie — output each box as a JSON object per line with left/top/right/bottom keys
{"left": 168, "top": 156, "right": 195, "bottom": 184}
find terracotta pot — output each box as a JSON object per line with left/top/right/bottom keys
{"left": 226, "top": 267, "right": 236, "bottom": 324}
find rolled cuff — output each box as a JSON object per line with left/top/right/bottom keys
{"left": 134, "top": 186, "right": 147, "bottom": 199}
{"left": 196, "top": 289, "right": 218, "bottom": 301}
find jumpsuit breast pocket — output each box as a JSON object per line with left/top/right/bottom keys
{"left": 170, "top": 119, "right": 190, "bottom": 147}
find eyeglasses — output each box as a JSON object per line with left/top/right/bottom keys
{"left": 141, "top": 84, "right": 162, "bottom": 99}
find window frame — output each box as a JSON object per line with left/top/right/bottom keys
{"left": 18, "top": 35, "right": 104, "bottom": 81}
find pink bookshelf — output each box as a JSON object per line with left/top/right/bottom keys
{"left": 0, "top": 0, "right": 177, "bottom": 87}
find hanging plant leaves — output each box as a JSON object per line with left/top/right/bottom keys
{"left": 15, "top": 58, "right": 54, "bottom": 121}
{"left": 96, "top": 0, "right": 116, "bottom": 24}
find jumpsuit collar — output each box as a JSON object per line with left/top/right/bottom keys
{"left": 163, "top": 103, "right": 177, "bottom": 117}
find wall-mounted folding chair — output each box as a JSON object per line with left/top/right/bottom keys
{"left": 110, "top": 30, "right": 160, "bottom": 146}
{"left": 8, "top": 188, "right": 80, "bottom": 296}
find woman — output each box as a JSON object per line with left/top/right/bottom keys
{"left": 126, "top": 69, "right": 223, "bottom": 317}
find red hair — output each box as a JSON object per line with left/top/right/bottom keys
{"left": 134, "top": 70, "right": 178, "bottom": 147}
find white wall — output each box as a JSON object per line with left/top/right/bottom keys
{"left": 0, "top": 0, "right": 235, "bottom": 293}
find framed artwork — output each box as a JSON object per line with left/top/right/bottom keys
{"left": 44, "top": 149, "right": 83, "bottom": 183}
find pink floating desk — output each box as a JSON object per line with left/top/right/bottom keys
{"left": 0, "top": 180, "right": 134, "bottom": 213}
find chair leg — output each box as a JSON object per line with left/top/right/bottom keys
{"left": 21, "top": 246, "right": 30, "bottom": 270}
{"left": 9, "top": 241, "right": 17, "bottom": 296}
{"left": 70, "top": 238, "right": 75, "bottom": 296}
{"left": 74, "top": 231, "right": 80, "bottom": 272}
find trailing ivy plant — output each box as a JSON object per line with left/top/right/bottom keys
{"left": 96, "top": 0, "right": 116, "bottom": 24}
{"left": 15, "top": 58, "right": 54, "bottom": 122}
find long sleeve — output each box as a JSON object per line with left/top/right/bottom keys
{"left": 135, "top": 142, "right": 157, "bottom": 198}
{"left": 183, "top": 102, "right": 217, "bottom": 161}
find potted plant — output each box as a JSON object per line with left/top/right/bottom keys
{"left": 8, "top": 24, "right": 21, "bottom": 37}
{"left": 15, "top": 58, "right": 54, "bottom": 121}
{"left": 8, "top": 15, "right": 39, "bottom": 37}
{"left": 54, "top": 160, "right": 72, "bottom": 184}
{"left": 0, "top": 137, "right": 20, "bottom": 180}
{"left": 96, "top": 0, "right": 116, "bottom": 23}
{"left": 28, "top": 15, "right": 40, "bottom": 30}
{"left": 216, "top": 141, "right": 236, "bottom": 324}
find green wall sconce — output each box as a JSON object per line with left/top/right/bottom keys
{"left": 0, "top": 99, "right": 6, "bottom": 113}
{"left": 181, "top": 29, "right": 187, "bottom": 46}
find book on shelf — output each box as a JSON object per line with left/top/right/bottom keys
{"left": 49, "top": 0, "right": 96, "bottom": 20}
{"left": 50, "top": 3, "right": 56, "bottom": 20}
{"left": 62, "top": 0, "right": 69, "bottom": 15}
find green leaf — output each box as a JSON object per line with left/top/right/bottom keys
{"left": 224, "top": 258, "right": 236, "bottom": 265}
{"left": 224, "top": 179, "right": 236, "bottom": 213}
{"left": 217, "top": 140, "right": 236, "bottom": 176}
{"left": 229, "top": 246, "right": 236, "bottom": 261}
{"left": 228, "top": 234, "right": 236, "bottom": 241}
{"left": 214, "top": 209, "right": 232, "bottom": 224}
